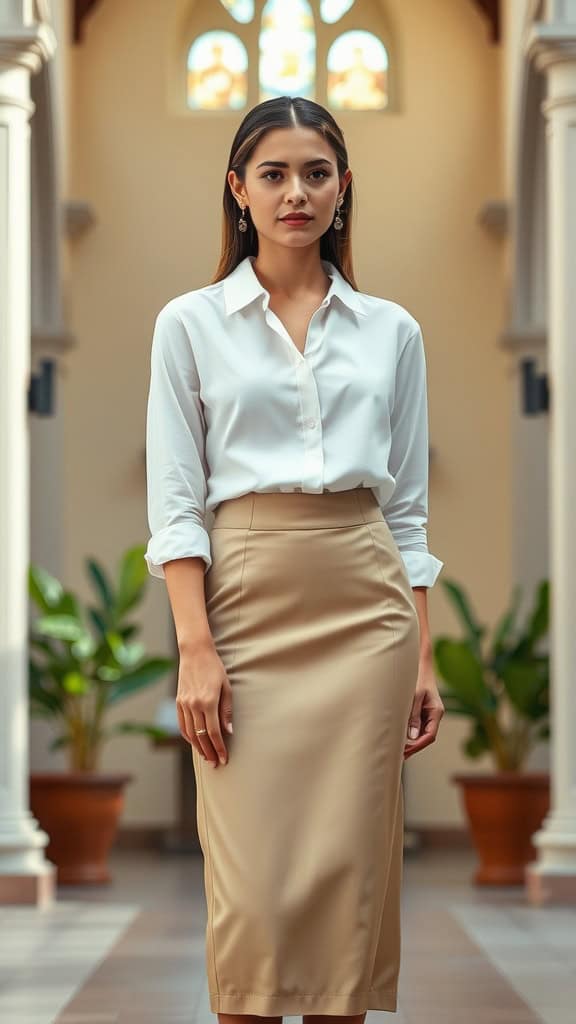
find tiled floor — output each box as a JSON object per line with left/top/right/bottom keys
{"left": 1, "top": 848, "right": 574, "bottom": 1024}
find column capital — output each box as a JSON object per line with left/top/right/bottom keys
{"left": 526, "top": 22, "right": 576, "bottom": 73}
{"left": 0, "top": 22, "right": 56, "bottom": 75}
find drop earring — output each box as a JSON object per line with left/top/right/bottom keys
{"left": 334, "top": 196, "right": 345, "bottom": 231}
{"left": 238, "top": 200, "right": 248, "bottom": 233}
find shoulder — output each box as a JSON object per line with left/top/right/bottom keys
{"left": 154, "top": 278, "right": 226, "bottom": 327}
{"left": 355, "top": 289, "right": 422, "bottom": 348}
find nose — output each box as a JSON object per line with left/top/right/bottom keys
{"left": 285, "top": 178, "right": 308, "bottom": 204}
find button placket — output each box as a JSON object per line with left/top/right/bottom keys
{"left": 297, "top": 360, "right": 324, "bottom": 492}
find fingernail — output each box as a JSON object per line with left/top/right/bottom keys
{"left": 219, "top": 756, "right": 226, "bottom": 764}
{"left": 208, "top": 761, "right": 217, "bottom": 768}
{"left": 226, "top": 722, "right": 233, "bottom": 734}
{"left": 409, "top": 726, "right": 419, "bottom": 739}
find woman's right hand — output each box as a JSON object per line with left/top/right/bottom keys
{"left": 176, "top": 640, "right": 234, "bottom": 768}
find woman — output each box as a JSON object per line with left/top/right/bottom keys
{"left": 145, "top": 95, "right": 445, "bottom": 1021}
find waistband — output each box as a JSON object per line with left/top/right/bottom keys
{"left": 211, "top": 487, "right": 385, "bottom": 530}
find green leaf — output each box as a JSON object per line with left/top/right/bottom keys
{"left": 86, "top": 558, "right": 115, "bottom": 613}
{"left": 34, "top": 614, "right": 86, "bottom": 643}
{"left": 48, "top": 734, "right": 71, "bottom": 751}
{"left": 499, "top": 659, "right": 549, "bottom": 719}
{"left": 438, "top": 692, "right": 474, "bottom": 716}
{"left": 88, "top": 607, "right": 109, "bottom": 637}
{"left": 56, "top": 591, "right": 83, "bottom": 620}
{"left": 434, "top": 638, "right": 494, "bottom": 714}
{"left": 440, "top": 579, "right": 485, "bottom": 658}
{"left": 115, "top": 545, "right": 148, "bottom": 618}
{"left": 96, "top": 664, "right": 123, "bottom": 682}
{"left": 525, "top": 580, "right": 549, "bottom": 650}
{"left": 106, "top": 658, "right": 175, "bottom": 704}
{"left": 71, "top": 633, "right": 98, "bottom": 660}
{"left": 490, "top": 583, "right": 523, "bottom": 657}
{"left": 29, "top": 677, "right": 62, "bottom": 714}
{"left": 104, "top": 631, "right": 145, "bottom": 669}
{"left": 62, "top": 671, "right": 91, "bottom": 695}
{"left": 463, "top": 721, "right": 491, "bottom": 758}
{"left": 29, "top": 565, "right": 65, "bottom": 612}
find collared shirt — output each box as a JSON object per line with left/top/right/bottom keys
{"left": 145, "top": 255, "right": 444, "bottom": 588}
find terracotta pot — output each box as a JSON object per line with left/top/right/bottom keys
{"left": 29, "top": 772, "right": 133, "bottom": 885}
{"left": 452, "top": 771, "right": 550, "bottom": 885}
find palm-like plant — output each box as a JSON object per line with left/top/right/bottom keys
{"left": 433, "top": 578, "right": 550, "bottom": 771}
{"left": 29, "top": 544, "right": 174, "bottom": 771}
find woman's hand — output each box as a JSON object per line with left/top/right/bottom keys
{"left": 403, "top": 657, "right": 444, "bottom": 760}
{"left": 176, "top": 640, "right": 234, "bottom": 768}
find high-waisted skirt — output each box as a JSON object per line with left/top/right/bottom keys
{"left": 192, "top": 486, "right": 421, "bottom": 1016}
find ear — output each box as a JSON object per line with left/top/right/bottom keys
{"left": 227, "top": 169, "right": 245, "bottom": 205}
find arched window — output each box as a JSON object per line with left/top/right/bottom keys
{"left": 186, "top": 31, "right": 248, "bottom": 109}
{"left": 327, "top": 31, "right": 388, "bottom": 109}
{"left": 219, "top": 0, "right": 255, "bottom": 23}
{"left": 185, "top": 1, "right": 391, "bottom": 112}
{"left": 320, "top": 0, "right": 356, "bottom": 23}
{"left": 259, "top": 0, "right": 315, "bottom": 102}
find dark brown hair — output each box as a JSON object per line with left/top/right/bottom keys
{"left": 210, "top": 96, "right": 359, "bottom": 289}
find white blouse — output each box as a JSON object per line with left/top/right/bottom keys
{"left": 145, "top": 255, "right": 444, "bottom": 589}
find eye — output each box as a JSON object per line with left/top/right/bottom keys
{"left": 261, "top": 169, "right": 329, "bottom": 182}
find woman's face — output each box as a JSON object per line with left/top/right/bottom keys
{"left": 228, "top": 125, "right": 352, "bottom": 250}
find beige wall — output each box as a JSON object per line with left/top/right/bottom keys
{"left": 49, "top": 0, "right": 516, "bottom": 826}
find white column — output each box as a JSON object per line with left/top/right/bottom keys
{"left": 0, "top": 10, "right": 56, "bottom": 905}
{"left": 524, "top": 24, "right": 576, "bottom": 906}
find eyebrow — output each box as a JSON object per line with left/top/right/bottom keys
{"left": 255, "top": 158, "right": 333, "bottom": 169}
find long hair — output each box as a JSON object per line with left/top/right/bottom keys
{"left": 210, "top": 96, "right": 359, "bottom": 289}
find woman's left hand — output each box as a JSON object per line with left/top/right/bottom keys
{"left": 403, "top": 658, "right": 445, "bottom": 760}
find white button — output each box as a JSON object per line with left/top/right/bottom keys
{"left": 305, "top": 418, "right": 317, "bottom": 428}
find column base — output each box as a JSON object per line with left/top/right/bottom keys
{"left": 0, "top": 866, "right": 56, "bottom": 906}
{"left": 525, "top": 862, "right": 576, "bottom": 905}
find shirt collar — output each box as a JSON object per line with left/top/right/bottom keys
{"left": 223, "top": 254, "right": 367, "bottom": 318}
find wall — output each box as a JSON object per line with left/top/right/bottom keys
{"left": 48, "top": 0, "right": 514, "bottom": 827}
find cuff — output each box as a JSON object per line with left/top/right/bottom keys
{"left": 145, "top": 522, "right": 212, "bottom": 580}
{"left": 400, "top": 550, "right": 444, "bottom": 589}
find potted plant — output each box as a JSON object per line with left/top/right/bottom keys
{"left": 434, "top": 577, "right": 550, "bottom": 885}
{"left": 28, "top": 544, "right": 174, "bottom": 885}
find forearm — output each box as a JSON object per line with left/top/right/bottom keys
{"left": 163, "top": 557, "right": 215, "bottom": 655}
{"left": 412, "top": 586, "right": 432, "bottom": 663}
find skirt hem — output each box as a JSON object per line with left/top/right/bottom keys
{"left": 208, "top": 985, "right": 398, "bottom": 1014}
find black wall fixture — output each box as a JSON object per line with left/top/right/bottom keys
{"left": 521, "top": 358, "right": 549, "bottom": 416}
{"left": 28, "top": 358, "right": 56, "bottom": 416}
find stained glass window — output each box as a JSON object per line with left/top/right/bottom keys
{"left": 219, "top": 0, "right": 255, "bottom": 24}
{"left": 327, "top": 30, "right": 388, "bottom": 110}
{"left": 259, "top": 0, "right": 315, "bottom": 101}
{"left": 187, "top": 31, "right": 248, "bottom": 110}
{"left": 320, "top": 0, "right": 355, "bottom": 23}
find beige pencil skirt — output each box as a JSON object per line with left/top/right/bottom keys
{"left": 192, "top": 486, "right": 420, "bottom": 1016}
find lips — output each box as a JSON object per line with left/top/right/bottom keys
{"left": 281, "top": 214, "right": 312, "bottom": 221}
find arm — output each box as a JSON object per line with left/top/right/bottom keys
{"left": 382, "top": 323, "right": 444, "bottom": 589}
{"left": 145, "top": 307, "right": 232, "bottom": 765}
{"left": 145, "top": 305, "right": 212, "bottom": 580}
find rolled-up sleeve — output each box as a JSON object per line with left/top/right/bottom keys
{"left": 380, "top": 324, "right": 444, "bottom": 588}
{"left": 144, "top": 305, "right": 212, "bottom": 580}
